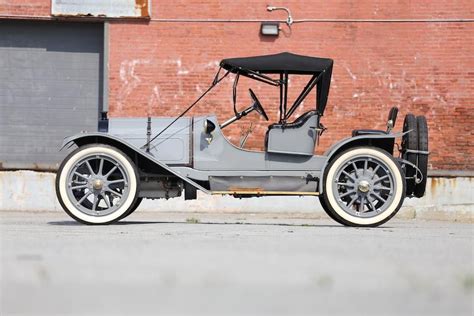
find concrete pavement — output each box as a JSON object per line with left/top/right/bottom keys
{"left": 1, "top": 211, "right": 473, "bottom": 315}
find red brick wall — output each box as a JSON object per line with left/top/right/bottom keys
{"left": 2, "top": 1, "right": 473, "bottom": 171}
{"left": 0, "top": 0, "right": 50, "bottom": 16}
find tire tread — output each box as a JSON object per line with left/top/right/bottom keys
{"left": 414, "top": 116, "right": 429, "bottom": 198}
{"left": 402, "top": 114, "right": 418, "bottom": 196}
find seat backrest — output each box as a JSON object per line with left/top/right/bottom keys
{"left": 268, "top": 110, "right": 318, "bottom": 130}
{"left": 266, "top": 111, "right": 319, "bottom": 156}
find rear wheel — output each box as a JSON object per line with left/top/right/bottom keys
{"left": 321, "top": 147, "right": 406, "bottom": 227}
{"left": 56, "top": 144, "right": 140, "bottom": 225}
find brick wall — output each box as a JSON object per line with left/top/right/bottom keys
{"left": 2, "top": 0, "right": 473, "bottom": 171}
{"left": 0, "top": 0, "right": 50, "bottom": 16}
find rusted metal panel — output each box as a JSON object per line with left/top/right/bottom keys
{"left": 51, "top": 0, "right": 150, "bottom": 18}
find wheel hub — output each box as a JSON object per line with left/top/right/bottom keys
{"left": 92, "top": 179, "right": 103, "bottom": 190}
{"left": 357, "top": 180, "right": 370, "bottom": 193}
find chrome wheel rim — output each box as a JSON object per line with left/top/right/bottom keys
{"left": 331, "top": 155, "right": 396, "bottom": 218}
{"left": 66, "top": 154, "right": 130, "bottom": 217}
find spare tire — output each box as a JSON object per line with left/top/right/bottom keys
{"left": 414, "top": 116, "right": 429, "bottom": 197}
{"left": 401, "top": 114, "right": 418, "bottom": 196}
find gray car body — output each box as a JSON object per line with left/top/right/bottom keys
{"left": 61, "top": 115, "right": 396, "bottom": 196}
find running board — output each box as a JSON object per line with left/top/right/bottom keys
{"left": 211, "top": 191, "right": 320, "bottom": 196}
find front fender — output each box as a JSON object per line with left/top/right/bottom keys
{"left": 318, "top": 134, "right": 398, "bottom": 193}
{"left": 60, "top": 132, "right": 211, "bottom": 194}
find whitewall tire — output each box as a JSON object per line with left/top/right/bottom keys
{"left": 321, "top": 147, "right": 405, "bottom": 227}
{"left": 56, "top": 144, "right": 140, "bottom": 225}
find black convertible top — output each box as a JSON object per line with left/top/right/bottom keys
{"left": 220, "top": 52, "right": 333, "bottom": 75}
{"left": 220, "top": 52, "right": 333, "bottom": 116}
{"left": 146, "top": 53, "right": 334, "bottom": 142}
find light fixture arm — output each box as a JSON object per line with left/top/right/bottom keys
{"left": 267, "top": 5, "right": 293, "bottom": 26}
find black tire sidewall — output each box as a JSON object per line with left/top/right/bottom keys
{"left": 319, "top": 195, "right": 344, "bottom": 224}
{"left": 118, "top": 197, "right": 143, "bottom": 220}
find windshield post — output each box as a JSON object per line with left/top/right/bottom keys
{"left": 279, "top": 73, "right": 283, "bottom": 122}
{"left": 281, "top": 72, "right": 288, "bottom": 123}
{"left": 232, "top": 73, "right": 240, "bottom": 116}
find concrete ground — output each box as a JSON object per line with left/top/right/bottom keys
{"left": 1, "top": 211, "right": 473, "bottom": 316}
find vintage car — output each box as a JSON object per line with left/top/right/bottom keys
{"left": 56, "top": 52, "right": 429, "bottom": 227}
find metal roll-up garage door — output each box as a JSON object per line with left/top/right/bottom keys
{"left": 0, "top": 20, "right": 103, "bottom": 170}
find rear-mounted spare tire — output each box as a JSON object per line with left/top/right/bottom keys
{"left": 414, "top": 116, "right": 428, "bottom": 197}
{"left": 401, "top": 114, "right": 418, "bottom": 196}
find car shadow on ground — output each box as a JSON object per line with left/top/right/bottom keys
{"left": 47, "top": 220, "right": 349, "bottom": 228}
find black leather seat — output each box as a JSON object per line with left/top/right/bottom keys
{"left": 352, "top": 129, "right": 387, "bottom": 137}
{"left": 268, "top": 110, "right": 318, "bottom": 130}
{"left": 352, "top": 106, "right": 398, "bottom": 137}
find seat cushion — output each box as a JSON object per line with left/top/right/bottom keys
{"left": 352, "top": 129, "right": 387, "bottom": 137}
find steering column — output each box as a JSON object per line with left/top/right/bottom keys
{"left": 220, "top": 89, "right": 268, "bottom": 129}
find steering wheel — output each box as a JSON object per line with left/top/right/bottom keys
{"left": 248, "top": 89, "right": 269, "bottom": 121}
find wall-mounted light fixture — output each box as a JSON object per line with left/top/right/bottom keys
{"left": 260, "top": 21, "right": 280, "bottom": 36}
{"left": 261, "top": 5, "right": 293, "bottom": 37}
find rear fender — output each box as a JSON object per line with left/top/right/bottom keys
{"left": 61, "top": 133, "right": 210, "bottom": 194}
{"left": 318, "top": 134, "right": 397, "bottom": 193}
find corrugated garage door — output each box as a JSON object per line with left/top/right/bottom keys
{"left": 0, "top": 20, "right": 103, "bottom": 170}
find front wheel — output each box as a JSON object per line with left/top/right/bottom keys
{"left": 321, "top": 147, "right": 406, "bottom": 227}
{"left": 56, "top": 144, "right": 140, "bottom": 225}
